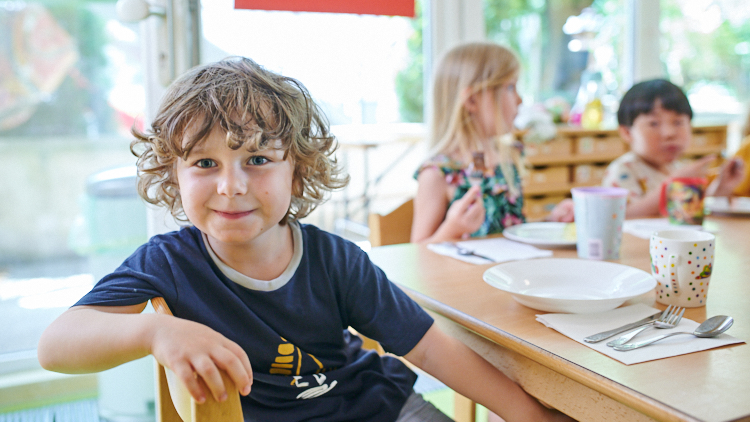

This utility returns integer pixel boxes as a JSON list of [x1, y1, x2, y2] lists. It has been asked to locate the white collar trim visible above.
[[202, 221, 303, 292]]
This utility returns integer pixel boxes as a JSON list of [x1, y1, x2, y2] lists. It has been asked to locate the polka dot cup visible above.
[[650, 229, 715, 308]]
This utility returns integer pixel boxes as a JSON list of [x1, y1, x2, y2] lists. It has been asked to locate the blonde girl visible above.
[[411, 42, 525, 243]]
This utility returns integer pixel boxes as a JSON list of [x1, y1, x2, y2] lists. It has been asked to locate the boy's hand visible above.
[[672, 154, 716, 179], [708, 158, 745, 196], [443, 185, 485, 238], [150, 315, 253, 404]]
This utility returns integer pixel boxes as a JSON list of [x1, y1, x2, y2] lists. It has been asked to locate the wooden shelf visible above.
[[523, 182, 572, 196], [520, 125, 728, 220], [683, 144, 725, 156], [526, 152, 622, 166]]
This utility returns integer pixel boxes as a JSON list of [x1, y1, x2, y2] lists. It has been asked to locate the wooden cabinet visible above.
[[520, 125, 727, 221]]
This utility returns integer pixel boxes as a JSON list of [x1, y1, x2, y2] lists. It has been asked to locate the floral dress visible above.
[[415, 154, 525, 237]]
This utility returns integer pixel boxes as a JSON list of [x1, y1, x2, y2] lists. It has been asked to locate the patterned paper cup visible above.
[[650, 229, 715, 307], [572, 187, 628, 260]]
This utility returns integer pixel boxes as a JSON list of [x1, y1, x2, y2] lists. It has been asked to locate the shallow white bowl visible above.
[[483, 258, 656, 313]]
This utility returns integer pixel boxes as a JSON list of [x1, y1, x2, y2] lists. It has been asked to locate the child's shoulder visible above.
[[414, 154, 465, 179], [606, 151, 645, 170], [138, 225, 204, 257], [298, 223, 364, 254]]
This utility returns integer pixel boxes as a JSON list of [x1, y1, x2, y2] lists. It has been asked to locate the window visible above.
[[0, 1, 145, 372], [201, 0, 419, 125], [661, 0, 749, 118]]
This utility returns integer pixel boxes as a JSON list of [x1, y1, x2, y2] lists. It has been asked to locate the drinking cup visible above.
[[650, 229, 715, 307], [571, 187, 628, 260], [660, 177, 707, 225]]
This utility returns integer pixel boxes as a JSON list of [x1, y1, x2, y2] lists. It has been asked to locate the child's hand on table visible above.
[[443, 185, 485, 239], [708, 157, 745, 197], [671, 154, 717, 179], [546, 198, 575, 222], [151, 314, 253, 403]]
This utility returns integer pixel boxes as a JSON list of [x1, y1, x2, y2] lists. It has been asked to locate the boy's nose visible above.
[[660, 123, 677, 138], [217, 166, 248, 196]]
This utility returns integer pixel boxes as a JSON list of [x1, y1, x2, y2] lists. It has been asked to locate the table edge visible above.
[[400, 286, 700, 422]]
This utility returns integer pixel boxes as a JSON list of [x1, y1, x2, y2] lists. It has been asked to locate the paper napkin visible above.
[[427, 238, 553, 265], [536, 303, 744, 365]]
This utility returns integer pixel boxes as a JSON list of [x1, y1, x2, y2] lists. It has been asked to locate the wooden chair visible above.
[[368, 198, 414, 247], [367, 200, 477, 422], [151, 297, 243, 422]]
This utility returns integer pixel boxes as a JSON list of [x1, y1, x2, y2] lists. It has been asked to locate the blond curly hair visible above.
[[131, 57, 348, 223]]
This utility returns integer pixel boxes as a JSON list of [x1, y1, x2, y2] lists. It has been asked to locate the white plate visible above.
[[502, 222, 577, 247], [705, 196, 750, 215], [483, 258, 656, 313]]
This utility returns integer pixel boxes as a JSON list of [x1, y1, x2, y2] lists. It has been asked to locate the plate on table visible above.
[[483, 258, 656, 313], [705, 196, 750, 216], [502, 222, 577, 248]]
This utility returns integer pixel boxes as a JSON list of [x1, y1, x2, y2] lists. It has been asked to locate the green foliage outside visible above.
[[395, 1, 424, 122], [394, 0, 750, 121], [661, 0, 750, 101]]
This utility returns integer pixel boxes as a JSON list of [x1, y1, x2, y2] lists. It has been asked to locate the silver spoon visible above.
[[449, 242, 495, 262], [613, 315, 734, 351]]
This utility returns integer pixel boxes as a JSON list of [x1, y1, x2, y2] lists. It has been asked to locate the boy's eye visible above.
[[196, 159, 215, 168], [249, 156, 269, 165]]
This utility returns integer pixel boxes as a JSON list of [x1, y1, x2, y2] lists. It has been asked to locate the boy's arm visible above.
[[38, 304, 253, 403], [620, 155, 718, 218], [706, 158, 745, 197], [623, 188, 662, 218], [404, 324, 572, 422]]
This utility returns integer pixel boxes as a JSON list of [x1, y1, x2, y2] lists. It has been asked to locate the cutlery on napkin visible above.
[[536, 304, 744, 365], [427, 238, 553, 264]]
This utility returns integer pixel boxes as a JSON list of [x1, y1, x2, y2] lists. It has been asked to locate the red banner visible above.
[[234, 0, 415, 17]]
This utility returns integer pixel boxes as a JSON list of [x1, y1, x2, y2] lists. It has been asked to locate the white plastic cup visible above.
[[572, 187, 628, 260]]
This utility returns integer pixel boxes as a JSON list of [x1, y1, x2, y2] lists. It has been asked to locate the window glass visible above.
[[200, 0, 419, 124], [660, 0, 749, 117], [483, 0, 596, 107], [0, 1, 144, 368]]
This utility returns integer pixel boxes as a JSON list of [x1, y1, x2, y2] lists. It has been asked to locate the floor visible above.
[[0, 399, 100, 422]]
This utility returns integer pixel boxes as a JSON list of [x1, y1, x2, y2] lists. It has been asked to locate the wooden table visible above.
[[368, 216, 749, 422]]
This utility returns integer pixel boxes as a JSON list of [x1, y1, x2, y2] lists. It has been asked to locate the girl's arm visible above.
[[404, 324, 572, 422], [411, 168, 485, 243], [38, 305, 253, 403]]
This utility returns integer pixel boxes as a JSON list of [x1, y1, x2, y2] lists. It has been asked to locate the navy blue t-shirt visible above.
[[75, 223, 434, 422]]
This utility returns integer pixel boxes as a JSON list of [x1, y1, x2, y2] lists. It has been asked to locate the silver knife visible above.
[[583, 312, 663, 343]]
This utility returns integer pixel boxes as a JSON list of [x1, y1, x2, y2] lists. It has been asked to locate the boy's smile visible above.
[[619, 100, 691, 172], [175, 125, 294, 260]]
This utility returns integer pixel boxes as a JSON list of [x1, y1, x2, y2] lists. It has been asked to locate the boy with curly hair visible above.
[[38, 57, 570, 422]]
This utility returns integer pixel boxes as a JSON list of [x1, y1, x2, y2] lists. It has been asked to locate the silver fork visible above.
[[607, 305, 685, 347]]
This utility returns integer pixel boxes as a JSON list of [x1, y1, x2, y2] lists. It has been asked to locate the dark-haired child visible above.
[[602, 79, 744, 217]]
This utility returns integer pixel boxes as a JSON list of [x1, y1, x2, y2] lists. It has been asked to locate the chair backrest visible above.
[[151, 297, 243, 422], [368, 198, 414, 247]]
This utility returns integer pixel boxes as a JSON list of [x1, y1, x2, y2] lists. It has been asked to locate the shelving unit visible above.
[[520, 125, 728, 220]]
